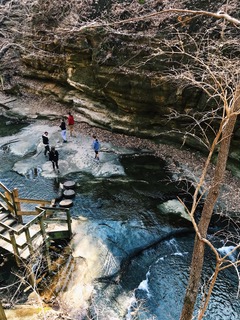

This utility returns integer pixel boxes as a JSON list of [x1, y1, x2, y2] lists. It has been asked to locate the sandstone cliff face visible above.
[[20, 26, 210, 144], [22, 28, 196, 137], [2, 1, 240, 157]]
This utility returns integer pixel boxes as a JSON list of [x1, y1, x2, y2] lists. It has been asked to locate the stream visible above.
[[0, 116, 239, 319]]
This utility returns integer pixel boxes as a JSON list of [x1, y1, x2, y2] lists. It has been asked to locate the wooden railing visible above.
[[0, 206, 72, 268], [0, 183, 73, 319], [0, 182, 52, 222], [0, 182, 16, 216]]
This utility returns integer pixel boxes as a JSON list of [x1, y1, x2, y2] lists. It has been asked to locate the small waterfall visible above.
[[217, 245, 238, 262], [166, 238, 187, 256], [125, 270, 152, 319], [138, 271, 151, 298]]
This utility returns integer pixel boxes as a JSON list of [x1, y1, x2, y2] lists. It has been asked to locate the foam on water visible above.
[[217, 245, 237, 262]]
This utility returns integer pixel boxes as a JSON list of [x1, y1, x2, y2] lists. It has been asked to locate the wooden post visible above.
[[0, 301, 7, 320], [66, 209, 72, 238], [12, 188, 22, 223], [39, 216, 51, 272], [4, 191, 14, 215], [25, 228, 34, 256], [25, 232, 40, 289], [9, 230, 21, 267]]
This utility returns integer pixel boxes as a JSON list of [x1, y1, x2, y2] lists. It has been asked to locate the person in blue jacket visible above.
[[92, 135, 100, 161]]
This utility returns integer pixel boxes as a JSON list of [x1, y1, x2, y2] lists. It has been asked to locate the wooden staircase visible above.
[[0, 205, 41, 260], [0, 183, 73, 320], [0, 183, 72, 267], [0, 204, 72, 262]]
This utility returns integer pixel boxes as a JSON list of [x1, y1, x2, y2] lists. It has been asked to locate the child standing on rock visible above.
[[92, 135, 100, 161], [49, 146, 59, 173]]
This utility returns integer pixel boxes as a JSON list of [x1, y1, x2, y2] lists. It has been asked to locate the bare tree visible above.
[[1, 1, 240, 319], [91, 4, 240, 318], [147, 12, 240, 320], [92, 4, 240, 317]]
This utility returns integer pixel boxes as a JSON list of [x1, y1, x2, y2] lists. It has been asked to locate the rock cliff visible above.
[[1, 0, 240, 160]]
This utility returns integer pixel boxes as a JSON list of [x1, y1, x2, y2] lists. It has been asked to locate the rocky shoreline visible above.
[[1, 91, 240, 320], [1, 91, 240, 215]]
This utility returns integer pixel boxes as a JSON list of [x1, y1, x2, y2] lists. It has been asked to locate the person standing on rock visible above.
[[67, 112, 74, 137], [42, 131, 50, 157], [60, 118, 67, 143], [92, 135, 100, 161], [49, 146, 59, 173]]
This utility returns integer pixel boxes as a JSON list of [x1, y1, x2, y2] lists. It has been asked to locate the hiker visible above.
[[49, 146, 59, 172], [92, 135, 100, 161], [60, 118, 67, 143], [42, 131, 50, 156], [67, 112, 74, 137]]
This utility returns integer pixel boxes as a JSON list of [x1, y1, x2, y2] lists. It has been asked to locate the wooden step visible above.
[[2, 219, 17, 228], [0, 212, 18, 229], [0, 201, 8, 211], [0, 223, 41, 248], [0, 225, 7, 234], [0, 219, 23, 233], [0, 213, 9, 221]]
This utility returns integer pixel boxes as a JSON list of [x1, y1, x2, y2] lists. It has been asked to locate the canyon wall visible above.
[[1, 0, 240, 169]]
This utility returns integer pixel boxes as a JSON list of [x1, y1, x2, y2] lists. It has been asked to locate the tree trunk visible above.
[[180, 85, 240, 320], [0, 301, 7, 320]]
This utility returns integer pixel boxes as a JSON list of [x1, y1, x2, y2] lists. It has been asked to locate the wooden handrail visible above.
[[17, 211, 43, 216], [0, 191, 15, 213], [0, 204, 72, 270], [15, 198, 52, 205], [0, 191, 8, 202], [9, 230, 21, 265], [0, 233, 12, 244], [7, 206, 71, 241], [0, 182, 11, 194], [0, 182, 52, 217], [0, 207, 70, 235], [0, 200, 8, 211], [0, 209, 45, 235], [0, 183, 73, 272]]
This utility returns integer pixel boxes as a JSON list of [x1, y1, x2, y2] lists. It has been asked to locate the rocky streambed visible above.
[[1, 91, 240, 215], [0, 91, 240, 319]]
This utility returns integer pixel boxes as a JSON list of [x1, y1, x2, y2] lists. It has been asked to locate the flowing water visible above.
[[0, 116, 239, 319]]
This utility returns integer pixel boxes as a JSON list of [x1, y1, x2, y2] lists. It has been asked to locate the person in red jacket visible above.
[[67, 112, 74, 137]]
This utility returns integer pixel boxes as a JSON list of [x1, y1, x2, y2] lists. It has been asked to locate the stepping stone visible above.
[[63, 181, 76, 190], [59, 199, 73, 208], [63, 189, 75, 199]]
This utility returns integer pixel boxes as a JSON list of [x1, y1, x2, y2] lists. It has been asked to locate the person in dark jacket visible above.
[[49, 146, 59, 172], [59, 118, 67, 143], [42, 131, 50, 156]]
